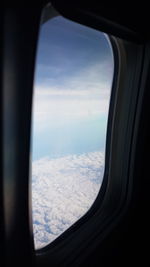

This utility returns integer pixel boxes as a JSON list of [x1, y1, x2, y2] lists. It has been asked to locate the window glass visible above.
[[32, 12, 114, 249]]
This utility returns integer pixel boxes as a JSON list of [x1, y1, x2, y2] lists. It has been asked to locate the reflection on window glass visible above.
[[31, 10, 114, 249]]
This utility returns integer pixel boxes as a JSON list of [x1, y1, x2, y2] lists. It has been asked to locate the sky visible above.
[[31, 14, 114, 249]]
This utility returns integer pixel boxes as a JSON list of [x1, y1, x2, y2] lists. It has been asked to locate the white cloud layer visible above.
[[32, 87, 110, 133], [32, 60, 113, 131], [32, 151, 104, 249]]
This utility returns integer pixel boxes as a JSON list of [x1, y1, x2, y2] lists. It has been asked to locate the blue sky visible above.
[[32, 15, 114, 160]]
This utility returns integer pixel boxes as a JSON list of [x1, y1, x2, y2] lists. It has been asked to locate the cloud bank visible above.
[[33, 60, 113, 132], [32, 151, 104, 249]]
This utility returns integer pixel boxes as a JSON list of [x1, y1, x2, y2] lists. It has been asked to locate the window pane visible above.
[[31, 11, 114, 250]]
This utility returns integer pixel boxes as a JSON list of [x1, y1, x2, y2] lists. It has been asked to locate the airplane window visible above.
[[31, 11, 114, 250]]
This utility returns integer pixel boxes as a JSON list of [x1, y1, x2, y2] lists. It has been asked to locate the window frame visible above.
[[34, 5, 145, 267]]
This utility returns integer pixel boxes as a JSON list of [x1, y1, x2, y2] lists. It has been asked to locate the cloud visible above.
[[33, 88, 109, 124], [32, 58, 113, 132], [32, 151, 104, 249]]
